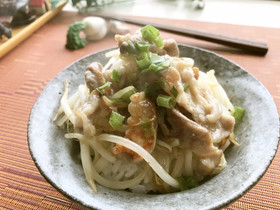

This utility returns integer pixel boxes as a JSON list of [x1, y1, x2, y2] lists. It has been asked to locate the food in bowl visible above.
[[53, 25, 244, 194]]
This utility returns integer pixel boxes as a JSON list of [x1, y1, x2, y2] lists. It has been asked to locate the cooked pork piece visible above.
[[85, 62, 105, 92], [161, 39, 180, 57], [102, 56, 138, 93], [167, 108, 223, 176], [75, 91, 117, 133], [113, 92, 157, 160]]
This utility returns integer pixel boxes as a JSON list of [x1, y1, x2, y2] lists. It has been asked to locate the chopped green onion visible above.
[[103, 96, 128, 109], [111, 69, 122, 83], [153, 59, 170, 72], [170, 85, 178, 98], [150, 53, 165, 63], [184, 83, 190, 91], [176, 176, 198, 191], [110, 98, 123, 103], [136, 53, 151, 69], [146, 65, 158, 73], [140, 53, 170, 73], [140, 25, 163, 48], [156, 94, 176, 109], [97, 81, 111, 90], [140, 119, 155, 138], [111, 86, 138, 103], [125, 41, 149, 56], [154, 35, 164, 49], [136, 41, 150, 53], [232, 106, 245, 120], [110, 98, 128, 108], [109, 111, 125, 130], [122, 88, 137, 103], [127, 40, 139, 56]]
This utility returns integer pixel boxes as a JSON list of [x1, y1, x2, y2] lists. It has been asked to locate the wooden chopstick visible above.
[[95, 14, 268, 55]]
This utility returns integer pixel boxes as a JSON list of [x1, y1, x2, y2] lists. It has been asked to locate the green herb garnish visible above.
[[136, 41, 150, 53], [109, 111, 125, 130], [136, 53, 152, 69], [111, 86, 138, 103], [156, 94, 176, 109], [232, 106, 245, 120], [97, 81, 112, 90], [111, 69, 122, 83], [170, 85, 178, 98], [140, 25, 163, 48], [177, 176, 199, 191], [140, 52, 170, 73], [184, 83, 190, 91]]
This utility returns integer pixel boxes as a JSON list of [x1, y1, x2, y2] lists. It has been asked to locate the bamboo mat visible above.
[[0, 11, 279, 209]]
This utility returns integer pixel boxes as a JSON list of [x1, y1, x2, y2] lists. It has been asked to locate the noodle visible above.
[[171, 154, 184, 178], [78, 84, 90, 104], [184, 149, 193, 176], [57, 115, 68, 127], [91, 164, 149, 190], [156, 139, 172, 152], [206, 70, 234, 113], [97, 134, 180, 189], [89, 137, 117, 163], [65, 133, 84, 140], [60, 81, 76, 125], [80, 142, 97, 194], [169, 139, 180, 147], [77, 111, 96, 137], [53, 90, 79, 121]]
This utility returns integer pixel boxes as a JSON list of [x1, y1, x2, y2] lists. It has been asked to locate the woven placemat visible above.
[[0, 11, 279, 209]]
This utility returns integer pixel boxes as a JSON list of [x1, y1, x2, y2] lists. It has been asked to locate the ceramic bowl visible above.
[[28, 45, 279, 210]]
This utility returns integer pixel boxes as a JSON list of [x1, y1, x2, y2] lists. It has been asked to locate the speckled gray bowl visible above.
[[28, 45, 279, 210]]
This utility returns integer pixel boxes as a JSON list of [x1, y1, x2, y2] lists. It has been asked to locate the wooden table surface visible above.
[[0, 11, 279, 209]]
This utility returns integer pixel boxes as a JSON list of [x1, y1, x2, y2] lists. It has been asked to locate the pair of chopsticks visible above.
[[95, 14, 268, 55]]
